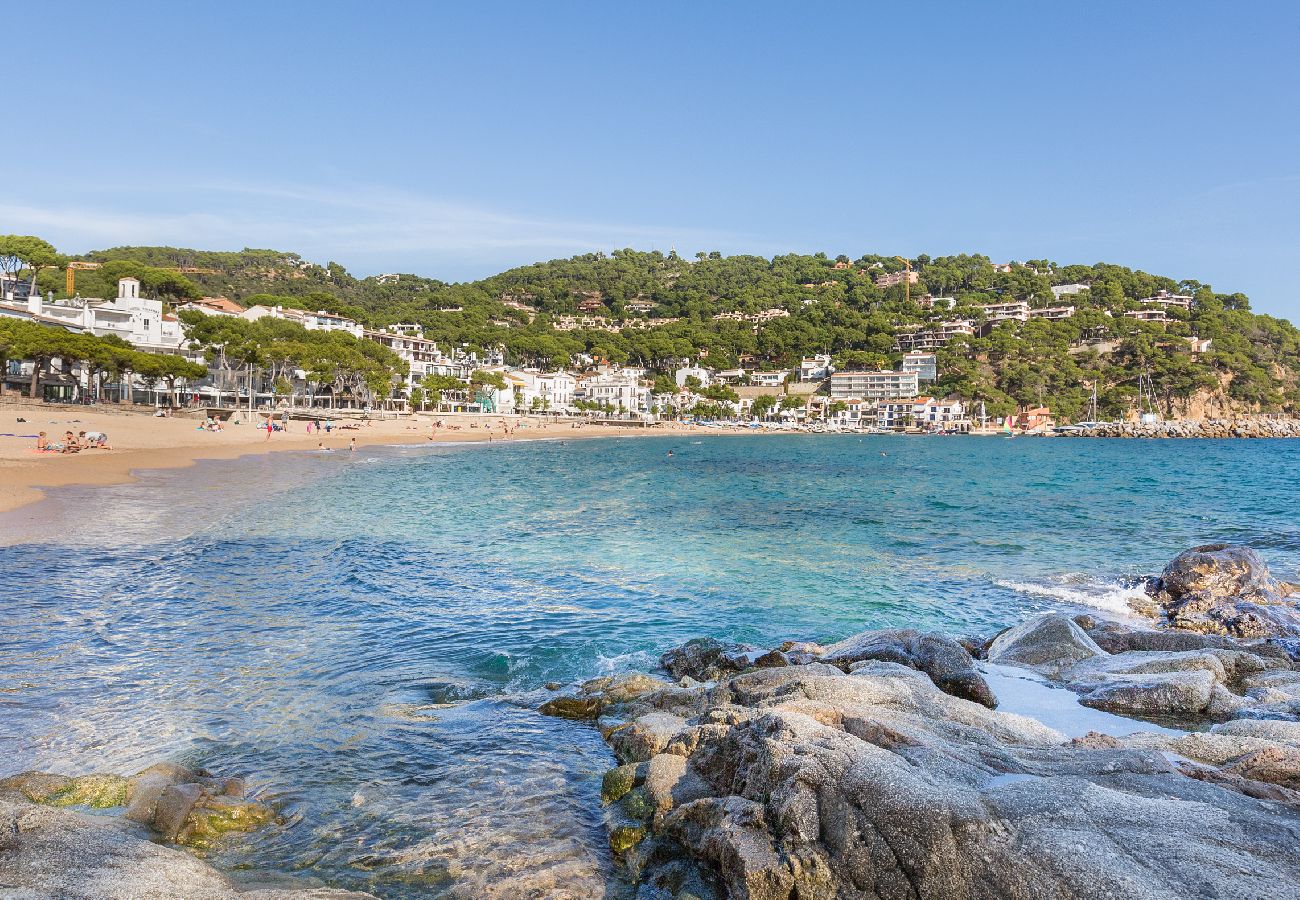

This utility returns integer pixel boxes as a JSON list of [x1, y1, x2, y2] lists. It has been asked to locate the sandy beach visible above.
[[0, 402, 687, 515]]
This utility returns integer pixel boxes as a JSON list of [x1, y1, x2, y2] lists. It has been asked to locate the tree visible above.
[[750, 394, 777, 420], [0, 235, 60, 297]]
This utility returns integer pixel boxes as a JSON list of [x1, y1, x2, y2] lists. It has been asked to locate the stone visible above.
[[153, 782, 206, 843], [0, 798, 376, 899], [593, 653, 1300, 900], [539, 695, 603, 720], [602, 763, 643, 803], [1152, 544, 1300, 637], [820, 628, 997, 707], [985, 613, 1107, 675], [1074, 670, 1218, 719], [182, 795, 276, 849], [660, 638, 755, 682]]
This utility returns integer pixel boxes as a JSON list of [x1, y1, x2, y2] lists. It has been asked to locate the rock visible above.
[[1074, 670, 1218, 719], [153, 782, 207, 843], [607, 712, 690, 763], [183, 795, 276, 849], [775, 641, 825, 665], [539, 695, 603, 720], [0, 798, 376, 899], [986, 613, 1107, 675], [660, 638, 756, 682], [125, 763, 203, 825], [602, 763, 643, 803], [0, 772, 130, 809], [1221, 746, 1300, 789], [1152, 544, 1300, 637], [820, 628, 997, 708]]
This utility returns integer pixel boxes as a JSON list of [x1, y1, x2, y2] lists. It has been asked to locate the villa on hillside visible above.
[[242, 304, 364, 338]]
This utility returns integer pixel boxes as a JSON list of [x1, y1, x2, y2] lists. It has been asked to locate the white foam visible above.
[[995, 575, 1149, 618]]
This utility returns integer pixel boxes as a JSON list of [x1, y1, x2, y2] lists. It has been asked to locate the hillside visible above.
[[36, 245, 1300, 421]]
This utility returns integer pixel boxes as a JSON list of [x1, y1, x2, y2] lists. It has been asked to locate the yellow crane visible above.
[[894, 255, 912, 306]]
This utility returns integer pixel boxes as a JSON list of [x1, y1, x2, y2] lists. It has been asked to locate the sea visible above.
[[1, 434, 1297, 897]]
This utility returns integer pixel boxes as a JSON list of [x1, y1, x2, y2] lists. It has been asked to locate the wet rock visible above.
[[1151, 544, 1300, 637], [1075, 670, 1218, 719], [0, 798, 375, 899], [0, 772, 131, 809], [775, 640, 825, 665], [607, 712, 691, 763], [602, 763, 644, 803], [154, 782, 207, 843], [986, 613, 1107, 675], [660, 638, 757, 682], [539, 695, 604, 720], [821, 628, 997, 708]]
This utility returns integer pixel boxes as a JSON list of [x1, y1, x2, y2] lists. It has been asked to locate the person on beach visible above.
[[265, 419, 272, 441], [35, 432, 49, 451], [350, 438, 356, 452]]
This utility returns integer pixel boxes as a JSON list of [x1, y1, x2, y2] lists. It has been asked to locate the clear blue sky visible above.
[[10, 1, 1299, 319]]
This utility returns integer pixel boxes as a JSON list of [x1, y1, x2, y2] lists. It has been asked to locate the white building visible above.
[[577, 369, 652, 415], [828, 369, 919, 401], [749, 371, 789, 387], [1124, 309, 1171, 324], [243, 304, 364, 337], [917, 295, 956, 310], [1029, 305, 1076, 321], [799, 355, 833, 381], [506, 369, 577, 411], [675, 365, 713, 388], [895, 321, 975, 352], [8, 277, 187, 353], [1139, 290, 1193, 311], [901, 351, 937, 383], [981, 301, 1030, 323], [876, 396, 967, 430], [1051, 283, 1089, 298]]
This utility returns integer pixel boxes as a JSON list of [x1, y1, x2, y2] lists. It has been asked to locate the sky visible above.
[[8, 1, 1300, 319]]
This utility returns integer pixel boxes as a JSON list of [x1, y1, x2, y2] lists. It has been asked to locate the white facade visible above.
[[828, 370, 919, 400], [1051, 283, 1089, 298], [1140, 290, 1193, 310], [749, 371, 789, 387], [799, 355, 832, 381], [675, 366, 713, 388], [901, 351, 937, 382], [981, 301, 1030, 323], [17, 278, 186, 353], [876, 396, 967, 429], [1030, 305, 1076, 321], [577, 369, 652, 415], [243, 304, 364, 337]]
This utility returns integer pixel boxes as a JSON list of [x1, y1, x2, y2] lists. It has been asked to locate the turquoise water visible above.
[[1, 434, 1297, 896]]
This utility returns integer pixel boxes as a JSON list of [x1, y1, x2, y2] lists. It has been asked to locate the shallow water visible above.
[[1, 434, 1297, 896]]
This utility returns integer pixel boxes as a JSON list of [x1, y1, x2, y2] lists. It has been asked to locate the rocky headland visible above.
[[1064, 418, 1300, 438], [543, 544, 1300, 899]]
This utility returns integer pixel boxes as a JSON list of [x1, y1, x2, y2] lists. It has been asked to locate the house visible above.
[[894, 321, 975, 352], [243, 304, 363, 337], [1029, 305, 1076, 321], [713, 368, 746, 384], [991, 263, 1014, 274], [365, 328, 448, 394], [799, 354, 833, 382], [875, 270, 919, 288], [1124, 309, 1171, 324], [1051, 283, 1089, 298], [900, 351, 937, 383], [832, 260, 851, 270], [749, 371, 789, 387], [175, 296, 246, 317], [1188, 337, 1213, 354], [829, 370, 920, 401], [1139, 290, 1193, 310], [576, 368, 652, 416], [675, 366, 713, 388], [625, 298, 658, 314], [980, 301, 1030, 323], [875, 396, 965, 430], [917, 295, 956, 310], [1014, 407, 1054, 431], [13, 277, 186, 353], [376, 274, 401, 285], [576, 295, 605, 313]]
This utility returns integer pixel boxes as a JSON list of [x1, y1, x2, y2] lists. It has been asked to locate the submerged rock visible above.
[[1150, 544, 1300, 637], [0, 799, 374, 899], [821, 627, 997, 708]]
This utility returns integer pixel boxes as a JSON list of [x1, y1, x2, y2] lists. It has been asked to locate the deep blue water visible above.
[[1, 434, 1297, 896]]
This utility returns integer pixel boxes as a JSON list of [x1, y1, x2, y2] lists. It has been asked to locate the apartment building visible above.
[[828, 369, 920, 401]]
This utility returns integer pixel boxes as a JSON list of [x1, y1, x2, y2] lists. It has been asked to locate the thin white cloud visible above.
[[0, 181, 742, 277]]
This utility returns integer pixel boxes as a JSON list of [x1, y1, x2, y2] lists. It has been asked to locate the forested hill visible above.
[[40, 246, 1300, 420]]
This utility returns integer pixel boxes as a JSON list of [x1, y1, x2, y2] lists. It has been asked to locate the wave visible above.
[[995, 573, 1151, 618]]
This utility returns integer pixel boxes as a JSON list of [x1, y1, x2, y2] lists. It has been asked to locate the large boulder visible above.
[[986, 613, 1107, 675], [821, 628, 997, 708], [594, 660, 1300, 900], [1151, 544, 1300, 638]]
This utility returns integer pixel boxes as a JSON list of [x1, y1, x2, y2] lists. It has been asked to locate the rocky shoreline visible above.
[[542, 544, 1300, 899], [1063, 418, 1300, 438]]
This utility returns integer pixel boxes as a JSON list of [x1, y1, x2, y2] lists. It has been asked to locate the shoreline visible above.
[[0, 403, 699, 516]]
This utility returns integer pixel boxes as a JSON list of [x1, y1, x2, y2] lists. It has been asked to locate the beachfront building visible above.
[[799, 354, 833, 381], [1139, 290, 1193, 311], [5, 277, 188, 354], [364, 328, 448, 394], [576, 368, 652, 416], [829, 369, 919, 401], [506, 369, 577, 412], [894, 321, 975, 352], [901, 351, 938, 383], [875, 270, 919, 288], [1015, 406, 1055, 431], [980, 301, 1030, 324], [242, 304, 364, 338], [876, 396, 968, 431]]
